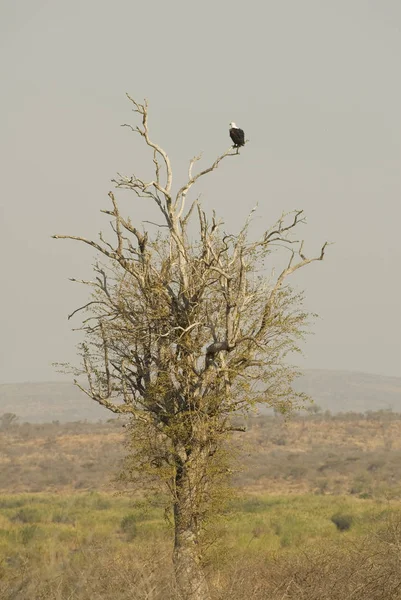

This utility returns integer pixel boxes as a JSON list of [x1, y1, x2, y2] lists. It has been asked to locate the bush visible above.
[[52, 512, 75, 525], [11, 508, 42, 524], [331, 513, 353, 531], [20, 525, 40, 544], [0, 497, 27, 509], [120, 514, 137, 540], [91, 494, 111, 510]]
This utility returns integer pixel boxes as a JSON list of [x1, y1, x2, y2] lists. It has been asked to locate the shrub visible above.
[[271, 521, 282, 536], [331, 513, 353, 531], [251, 520, 267, 538], [120, 514, 137, 540], [20, 525, 39, 544], [315, 478, 329, 494], [52, 512, 75, 525], [11, 508, 42, 524], [0, 497, 27, 509], [91, 494, 111, 510]]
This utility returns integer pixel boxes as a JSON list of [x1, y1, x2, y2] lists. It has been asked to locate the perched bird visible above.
[[229, 122, 245, 148]]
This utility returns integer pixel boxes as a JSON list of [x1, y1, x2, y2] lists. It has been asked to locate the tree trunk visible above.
[[173, 459, 212, 600]]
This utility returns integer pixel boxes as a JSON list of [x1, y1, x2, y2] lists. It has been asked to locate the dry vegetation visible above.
[[239, 410, 401, 497], [2, 411, 401, 599], [0, 418, 124, 493], [1, 492, 401, 599], [2, 410, 401, 498]]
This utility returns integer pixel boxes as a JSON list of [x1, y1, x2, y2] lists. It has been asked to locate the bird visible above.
[[229, 122, 245, 148]]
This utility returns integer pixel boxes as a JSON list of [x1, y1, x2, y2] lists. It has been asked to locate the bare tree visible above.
[[53, 97, 327, 600], [0, 413, 19, 430]]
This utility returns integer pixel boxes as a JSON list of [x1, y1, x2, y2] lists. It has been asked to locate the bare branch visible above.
[[124, 95, 173, 198], [52, 234, 116, 259], [74, 380, 147, 419], [108, 192, 123, 255], [257, 240, 329, 339], [175, 146, 239, 218], [67, 301, 107, 321], [264, 210, 306, 243]]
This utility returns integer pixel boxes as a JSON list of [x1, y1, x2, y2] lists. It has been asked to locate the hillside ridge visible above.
[[1, 369, 400, 423]]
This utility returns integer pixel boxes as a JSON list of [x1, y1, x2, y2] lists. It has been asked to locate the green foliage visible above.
[[331, 513, 353, 531]]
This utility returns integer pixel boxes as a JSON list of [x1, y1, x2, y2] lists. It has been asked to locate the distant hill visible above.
[[0, 382, 109, 423], [294, 369, 401, 414], [0, 370, 400, 423]]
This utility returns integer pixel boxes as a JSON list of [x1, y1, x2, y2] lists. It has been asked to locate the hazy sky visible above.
[[1, 0, 400, 383]]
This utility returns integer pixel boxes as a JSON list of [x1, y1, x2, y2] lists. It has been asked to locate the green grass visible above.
[[223, 493, 394, 551], [1, 492, 401, 599], [0, 492, 166, 548], [0, 491, 396, 562]]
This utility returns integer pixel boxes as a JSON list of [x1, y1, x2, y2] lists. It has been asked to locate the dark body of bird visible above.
[[229, 122, 245, 147]]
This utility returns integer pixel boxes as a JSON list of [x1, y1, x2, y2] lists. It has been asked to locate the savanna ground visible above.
[[2, 410, 401, 599]]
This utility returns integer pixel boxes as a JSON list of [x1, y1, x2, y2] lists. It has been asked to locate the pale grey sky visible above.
[[0, 0, 400, 383]]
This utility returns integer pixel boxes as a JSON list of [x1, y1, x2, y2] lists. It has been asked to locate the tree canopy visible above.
[[54, 97, 327, 600]]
